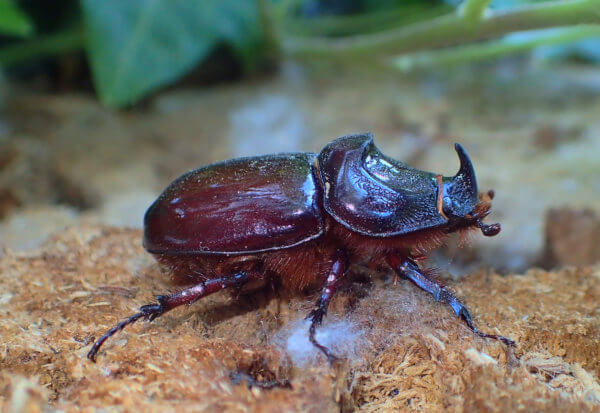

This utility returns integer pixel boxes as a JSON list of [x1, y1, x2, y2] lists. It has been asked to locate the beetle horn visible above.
[[454, 143, 476, 190], [451, 143, 478, 201], [452, 144, 501, 236]]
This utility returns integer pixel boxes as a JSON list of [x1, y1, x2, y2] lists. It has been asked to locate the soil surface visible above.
[[1, 226, 600, 412]]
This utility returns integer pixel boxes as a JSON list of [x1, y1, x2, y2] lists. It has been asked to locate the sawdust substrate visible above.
[[1, 226, 599, 412]]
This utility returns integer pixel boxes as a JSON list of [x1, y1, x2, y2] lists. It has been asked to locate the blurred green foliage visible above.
[[0, 0, 599, 107], [0, 0, 33, 37], [81, 0, 264, 106]]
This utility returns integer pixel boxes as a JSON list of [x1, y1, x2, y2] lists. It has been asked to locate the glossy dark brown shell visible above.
[[317, 133, 447, 236], [143, 153, 324, 255]]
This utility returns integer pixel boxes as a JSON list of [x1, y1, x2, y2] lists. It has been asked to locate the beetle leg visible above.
[[387, 255, 515, 347], [87, 271, 252, 362], [306, 249, 348, 363]]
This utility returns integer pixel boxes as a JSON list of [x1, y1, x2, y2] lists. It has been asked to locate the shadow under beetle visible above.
[[88, 133, 515, 362]]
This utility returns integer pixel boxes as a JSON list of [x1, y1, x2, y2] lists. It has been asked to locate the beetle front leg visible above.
[[306, 249, 348, 363], [387, 254, 515, 347], [87, 271, 253, 361]]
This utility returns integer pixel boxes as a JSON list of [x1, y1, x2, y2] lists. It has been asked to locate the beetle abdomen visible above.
[[143, 153, 325, 255], [153, 239, 335, 292]]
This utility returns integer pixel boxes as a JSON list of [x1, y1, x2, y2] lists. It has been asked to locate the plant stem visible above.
[[257, 0, 279, 59], [460, 0, 492, 22], [0, 27, 85, 67], [284, 4, 452, 37], [283, 0, 600, 58], [394, 25, 600, 70]]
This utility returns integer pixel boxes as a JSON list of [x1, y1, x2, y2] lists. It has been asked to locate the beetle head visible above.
[[317, 134, 500, 238], [441, 144, 500, 237]]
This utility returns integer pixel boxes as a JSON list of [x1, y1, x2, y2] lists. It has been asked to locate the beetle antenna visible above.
[[475, 218, 501, 237]]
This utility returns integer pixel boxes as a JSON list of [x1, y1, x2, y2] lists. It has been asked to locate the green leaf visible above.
[[0, 0, 34, 37], [81, 0, 263, 107]]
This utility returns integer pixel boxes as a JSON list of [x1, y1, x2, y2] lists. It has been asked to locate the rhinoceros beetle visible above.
[[88, 133, 514, 362]]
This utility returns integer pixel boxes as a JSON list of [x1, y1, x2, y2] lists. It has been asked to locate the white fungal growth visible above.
[[464, 348, 497, 365], [273, 318, 366, 366]]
